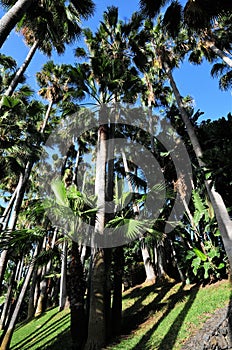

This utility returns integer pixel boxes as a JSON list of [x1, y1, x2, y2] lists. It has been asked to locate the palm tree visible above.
[[0, 61, 78, 292], [0, 0, 95, 99], [156, 19, 232, 277], [139, 0, 232, 68], [78, 9, 144, 348], [165, 66, 232, 276]]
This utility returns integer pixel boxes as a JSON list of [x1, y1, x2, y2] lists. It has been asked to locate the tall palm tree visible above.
[[77, 9, 144, 348], [0, 0, 95, 99], [0, 61, 79, 293], [0, 0, 95, 48], [140, 17, 232, 277]]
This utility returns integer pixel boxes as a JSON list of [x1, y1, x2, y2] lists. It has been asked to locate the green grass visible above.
[[9, 279, 231, 350], [10, 307, 71, 350]]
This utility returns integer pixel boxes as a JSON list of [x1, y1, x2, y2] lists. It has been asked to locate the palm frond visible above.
[[139, 0, 170, 19], [163, 1, 182, 38]]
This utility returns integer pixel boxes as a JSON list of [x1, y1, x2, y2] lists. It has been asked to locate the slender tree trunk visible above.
[[27, 265, 38, 320], [157, 240, 166, 278], [122, 150, 156, 282], [0, 0, 35, 48], [169, 239, 185, 282], [59, 240, 67, 311], [204, 40, 232, 68], [0, 187, 17, 228], [0, 244, 39, 350], [40, 100, 53, 134], [3, 39, 39, 98], [72, 149, 80, 185], [35, 229, 57, 316], [166, 65, 232, 277], [0, 171, 26, 292], [15, 258, 24, 282], [34, 271, 47, 316], [0, 265, 17, 330]]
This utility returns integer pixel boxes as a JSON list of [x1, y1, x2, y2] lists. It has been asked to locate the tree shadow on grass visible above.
[[131, 284, 200, 350], [11, 312, 70, 350], [122, 281, 176, 335], [41, 328, 72, 350]]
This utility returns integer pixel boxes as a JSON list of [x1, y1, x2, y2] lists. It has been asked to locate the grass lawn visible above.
[[8, 278, 231, 350]]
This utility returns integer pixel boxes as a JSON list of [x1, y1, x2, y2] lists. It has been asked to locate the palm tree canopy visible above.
[[139, 0, 232, 31]]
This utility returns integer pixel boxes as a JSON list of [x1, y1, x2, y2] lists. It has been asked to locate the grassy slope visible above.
[[9, 279, 231, 350]]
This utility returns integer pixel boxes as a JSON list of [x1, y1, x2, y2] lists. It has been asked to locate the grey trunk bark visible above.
[[0, 0, 34, 48], [85, 120, 108, 349], [3, 39, 39, 98], [206, 41, 232, 68], [59, 240, 67, 311]]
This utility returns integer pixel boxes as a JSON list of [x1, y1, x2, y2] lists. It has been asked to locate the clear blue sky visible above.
[[0, 1, 231, 122]]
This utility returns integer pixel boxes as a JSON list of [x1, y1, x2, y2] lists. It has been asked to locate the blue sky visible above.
[[0, 1, 231, 122]]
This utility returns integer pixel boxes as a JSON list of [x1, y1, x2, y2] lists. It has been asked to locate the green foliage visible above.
[[186, 242, 226, 281]]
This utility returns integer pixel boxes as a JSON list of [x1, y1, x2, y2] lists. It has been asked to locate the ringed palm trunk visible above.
[[0, 0, 35, 48], [85, 121, 108, 350], [165, 64, 232, 277]]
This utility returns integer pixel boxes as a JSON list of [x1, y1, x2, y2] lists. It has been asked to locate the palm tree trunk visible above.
[[85, 118, 108, 350], [0, 187, 17, 227], [0, 171, 26, 291], [165, 64, 232, 277], [84, 249, 105, 350], [69, 241, 86, 350], [0, 0, 35, 48], [15, 257, 24, 282], [3, 39, 39, 97], [122, 150, 156, 282], [0, 244, 39, 350], [59, 240, 67, 311], [27, 265, 38, 320], [0, 265, 17, 330], [40, 99, 53, 133], [204, 40, 232, 68]]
